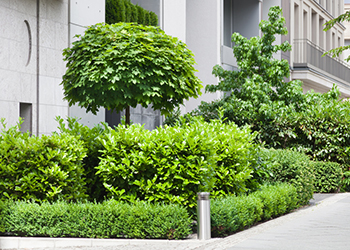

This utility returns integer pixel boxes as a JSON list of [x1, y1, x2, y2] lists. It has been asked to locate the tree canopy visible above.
[[62, 23, 202, 123]]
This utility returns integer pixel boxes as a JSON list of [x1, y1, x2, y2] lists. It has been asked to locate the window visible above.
[[19, 103, 32, 133], [224, 0, 233, 47]]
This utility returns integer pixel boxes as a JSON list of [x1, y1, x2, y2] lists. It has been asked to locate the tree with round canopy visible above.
[[62, 22, 202, 125]]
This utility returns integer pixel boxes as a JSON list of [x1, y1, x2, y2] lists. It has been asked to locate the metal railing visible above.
[[293, 39, 350, 83]]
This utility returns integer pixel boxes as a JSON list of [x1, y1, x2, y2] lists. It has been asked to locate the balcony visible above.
[[293, 39, 350, 84]]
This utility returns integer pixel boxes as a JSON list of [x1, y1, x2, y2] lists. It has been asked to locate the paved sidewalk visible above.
[[1, 193, 349, 250]]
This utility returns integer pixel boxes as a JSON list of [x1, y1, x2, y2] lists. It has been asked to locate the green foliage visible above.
[[324, 11, 350, 61], [0, 119, 87, 202], [1, 200, 191, 239], [96, 117, 260, 210], [56, 117, 110, 201], [106, 0, 158, 26], [252, 183, 298, 221], [312, 161, 343, 193], [62, 23, 202, 120], [259, 148, 315, 205], [291, 93, 350, 166], [211, 183, 298, 237]]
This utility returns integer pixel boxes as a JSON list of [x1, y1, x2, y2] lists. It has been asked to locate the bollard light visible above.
[[197, 192, 211, 240]]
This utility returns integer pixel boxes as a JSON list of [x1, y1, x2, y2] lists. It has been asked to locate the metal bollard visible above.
[[197, 192, 211, 240]]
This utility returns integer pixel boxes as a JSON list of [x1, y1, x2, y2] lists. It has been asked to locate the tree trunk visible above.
[[125, 106, 130, 126]]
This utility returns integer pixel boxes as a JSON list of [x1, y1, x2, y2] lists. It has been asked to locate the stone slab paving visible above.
[[1, 193, 348, 250]]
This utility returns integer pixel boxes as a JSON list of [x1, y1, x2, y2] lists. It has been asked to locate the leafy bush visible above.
[[56, 117, 110, 201], [106, 0, 158, 26], [1, 200, 191, 239], [312, 161, 342, 193], [252, 183, 298, 221], [211, 183, 298, 237], [0, 120, 87, 202], [96, 117, 261, 210], [259, 148, 315, 205]]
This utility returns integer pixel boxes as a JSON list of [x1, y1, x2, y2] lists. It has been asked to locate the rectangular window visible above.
[[19, 103, 32, 133], [319, 17, 324, 49], [224, 0, 233, 47]]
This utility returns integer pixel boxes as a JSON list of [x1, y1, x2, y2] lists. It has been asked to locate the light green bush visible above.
[[97, 117, 260, 210], [0, 119, 87, 202]]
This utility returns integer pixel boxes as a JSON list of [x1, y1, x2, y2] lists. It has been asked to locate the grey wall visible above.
[[0, 0, 69, 135], [185, 0, 220, 111]]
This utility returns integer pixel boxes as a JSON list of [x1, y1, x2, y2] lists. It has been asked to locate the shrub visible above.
[[0, 119, 87, 202], [252, 183, 298, 221], [211, 183, 298, 237], [312, 161, 342, 193], [56, 117, 110, 201], [1, 200, 191, 239], [259, 148, 315, 205], [211, 194, 263, 237], [96, 117, 261, 210]]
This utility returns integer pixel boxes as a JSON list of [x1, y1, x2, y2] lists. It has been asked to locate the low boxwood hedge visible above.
[[211, 183, 298, 237], [0, 200, 191, 240]]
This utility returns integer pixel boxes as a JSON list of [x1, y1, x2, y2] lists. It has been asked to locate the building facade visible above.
[[0, 0, 104, 135], [133, 0, 350, 114], [1, 0, 350, 134]]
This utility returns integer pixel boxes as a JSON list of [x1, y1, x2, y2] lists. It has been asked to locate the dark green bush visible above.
[[1, 200, 191, 239], [211, 183, 298, 237], [56, 117, 110, 201], [96, 117, 261, 210], [259, 148, 315, 205], [0, 120, 87, 202], [312, 161, 342, 193], [106, 0, 158, 26]]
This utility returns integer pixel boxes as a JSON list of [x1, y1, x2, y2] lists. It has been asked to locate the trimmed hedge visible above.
[[211, 183, 298, 237], [259, 148, 315, 205], [0, 120, 87, 202], [96, 117, 261, 210], [0, 200, 191, 239], [312, 161, 342, 193], [106, 0, 158, 26]]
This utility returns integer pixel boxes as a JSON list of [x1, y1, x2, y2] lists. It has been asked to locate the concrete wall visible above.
[[0, 0, 69, 135], [68, 0, 105, 128], [185, 0, 221, 112]]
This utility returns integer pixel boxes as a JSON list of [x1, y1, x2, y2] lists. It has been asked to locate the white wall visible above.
[[185, 0, 221, 113], [0, 0, 69, 135], [68, 0, 105, 128]]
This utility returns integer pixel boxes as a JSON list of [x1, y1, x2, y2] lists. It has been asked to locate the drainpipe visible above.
[[36, 0, 40, 136]]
